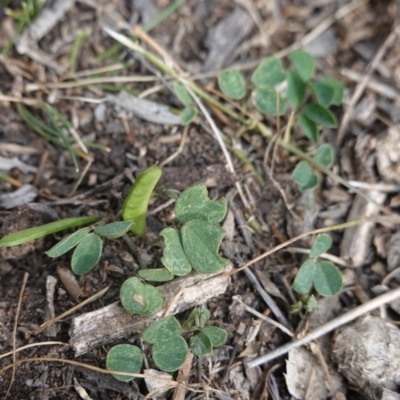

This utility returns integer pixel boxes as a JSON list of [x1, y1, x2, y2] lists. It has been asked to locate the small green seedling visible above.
[[292, 234, 342, 301], [217, 50, 343, 193], [107, 307, 227, 375], [173, 84, 198, 125]]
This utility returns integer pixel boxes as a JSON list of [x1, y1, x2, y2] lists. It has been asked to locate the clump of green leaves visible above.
[[138, 184, 229, 282], [107, 307, 227, 378], [292, 234, 342, 304], [217, 51, 343, 193]]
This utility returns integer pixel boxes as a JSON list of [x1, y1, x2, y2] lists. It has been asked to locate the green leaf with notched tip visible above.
[[251, 57, 286, 87], [46, 227, 91, 257], [319, 78, 344, 105], [314, 143, 335, 168], [120, 277, 163, 316], [138, 268, 174, 282], [253, 87, 286, 116], [313, 260, 342, 296], [309, 81, 334, 107], [71, 233, 103, 275], [0, 216, 99, 247], [160, 228, 192, 276], [287, 70, 306, 107], [291, 161, 318, 192], [292, 259, 314, 294], [180, 108, 197, 125], [106, 344, 142, 382], [297, 112, 319, 142], [142, 316, 181, 344], [181, 220, 228, 274], [93, 221, 134, 239], [190, 332, 213, 356], [303, 104, 337, 128], [288, 51, 315, 82], [309, 234, 333, 258], [218, 69, 246, 100], [175, 184, 227, 224], [201, 326, 228, 347], [152, 336, 188, 372]]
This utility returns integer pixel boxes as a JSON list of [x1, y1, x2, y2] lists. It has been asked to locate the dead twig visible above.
[[246, 285, 400, 368]]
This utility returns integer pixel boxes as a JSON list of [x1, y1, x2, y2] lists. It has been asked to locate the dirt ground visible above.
[[1, 0, 400, 399]]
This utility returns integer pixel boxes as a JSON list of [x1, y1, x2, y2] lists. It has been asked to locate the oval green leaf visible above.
[[297, 113, 319, 142], [253, 87, 286, 116], [120, 277, 163, 316], [310, 234, 333, 258], [287, 70, 306, 107], [288, 51, 315, 81], [181, 220, 228, 274], [142, 316, 181, 344], [292, 259, 315, 294], [180, 108, 197, 125], [46, 227, 91, 258], [173, 83, 194, 106], [71, 233, 103, 275], [106, 344, 143, 382], [175, 184, 227, 224], [313, 260, 342, 296], [160, 228, 192, 276], [138, 268, 174, 282], [152, 336, 188, 372], [218, 69, 246, 100], [201, 326, 228, 347], [122, 165, 162, 236], [94, 221, 135, 239], [190, 332, 213, 356], [303, 104, 337, 128], [320, 78, 344, 105], [314, 143, 335, 168], [291, 161, 318, 192], [309, 82, 334, 107], [251, 57, 286, 87], [0, 216, 100, 248]]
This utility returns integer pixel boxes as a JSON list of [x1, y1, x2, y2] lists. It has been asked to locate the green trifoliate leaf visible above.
[[309, 234, 333, 258], [180, 108, 197, 125], [93, 221, 134, 239], [181, 220, 228, 274], [253, 87, 286, 116], [319, 78, 344, 105], [251, 57, 286, 87], [303, 104, 337, 128], [106, 344, 142, 382], [304, 295, 318, 312], [201, 326, 228, 347], [313, 260, 342, 296], [122, 165, 162, 236], [190, 332, 213, 356], [152, 336, 188, 372], [142, 316, 181, 344], [138, 268, 174, 282], [46, 227, 91, 258], [175, 184, 227, 224], [314, 143, 335, 168], [288, 51, 315, 81], [0, 216, 100, 248], [120, 277, 163, 316], [292, 259, 314, 294], [297, 113, 319, 142], [173, 83, 194, 106], [287, 70, 306, 107], [218, 69, 246, 100], [291, 161, 318, 192], [160, 228, 192, 276], [71, 233, 102, 275], [309, 81, 334, 107]]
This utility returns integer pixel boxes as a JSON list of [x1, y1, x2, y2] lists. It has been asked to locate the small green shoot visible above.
[[122, 165, 162, 236], [180, 108, 198, 125], [0, 216, 99, 248], [292, 234, 342, 300]]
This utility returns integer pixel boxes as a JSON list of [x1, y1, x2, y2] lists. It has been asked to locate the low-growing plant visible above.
[[291, 234, 343, 312], [213, 50, 343, 193], [107, 307, 227, 379]]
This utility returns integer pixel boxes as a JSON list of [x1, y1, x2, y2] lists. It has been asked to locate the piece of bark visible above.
[[44, 276, 58, 337], [70, 268, 231, 355], [332, 315, 400, 400], [203, 8, 253, 71], [340, 191, 386, 267]]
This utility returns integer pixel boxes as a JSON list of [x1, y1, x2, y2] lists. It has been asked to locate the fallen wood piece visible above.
[[70, 267, 231, 355]]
